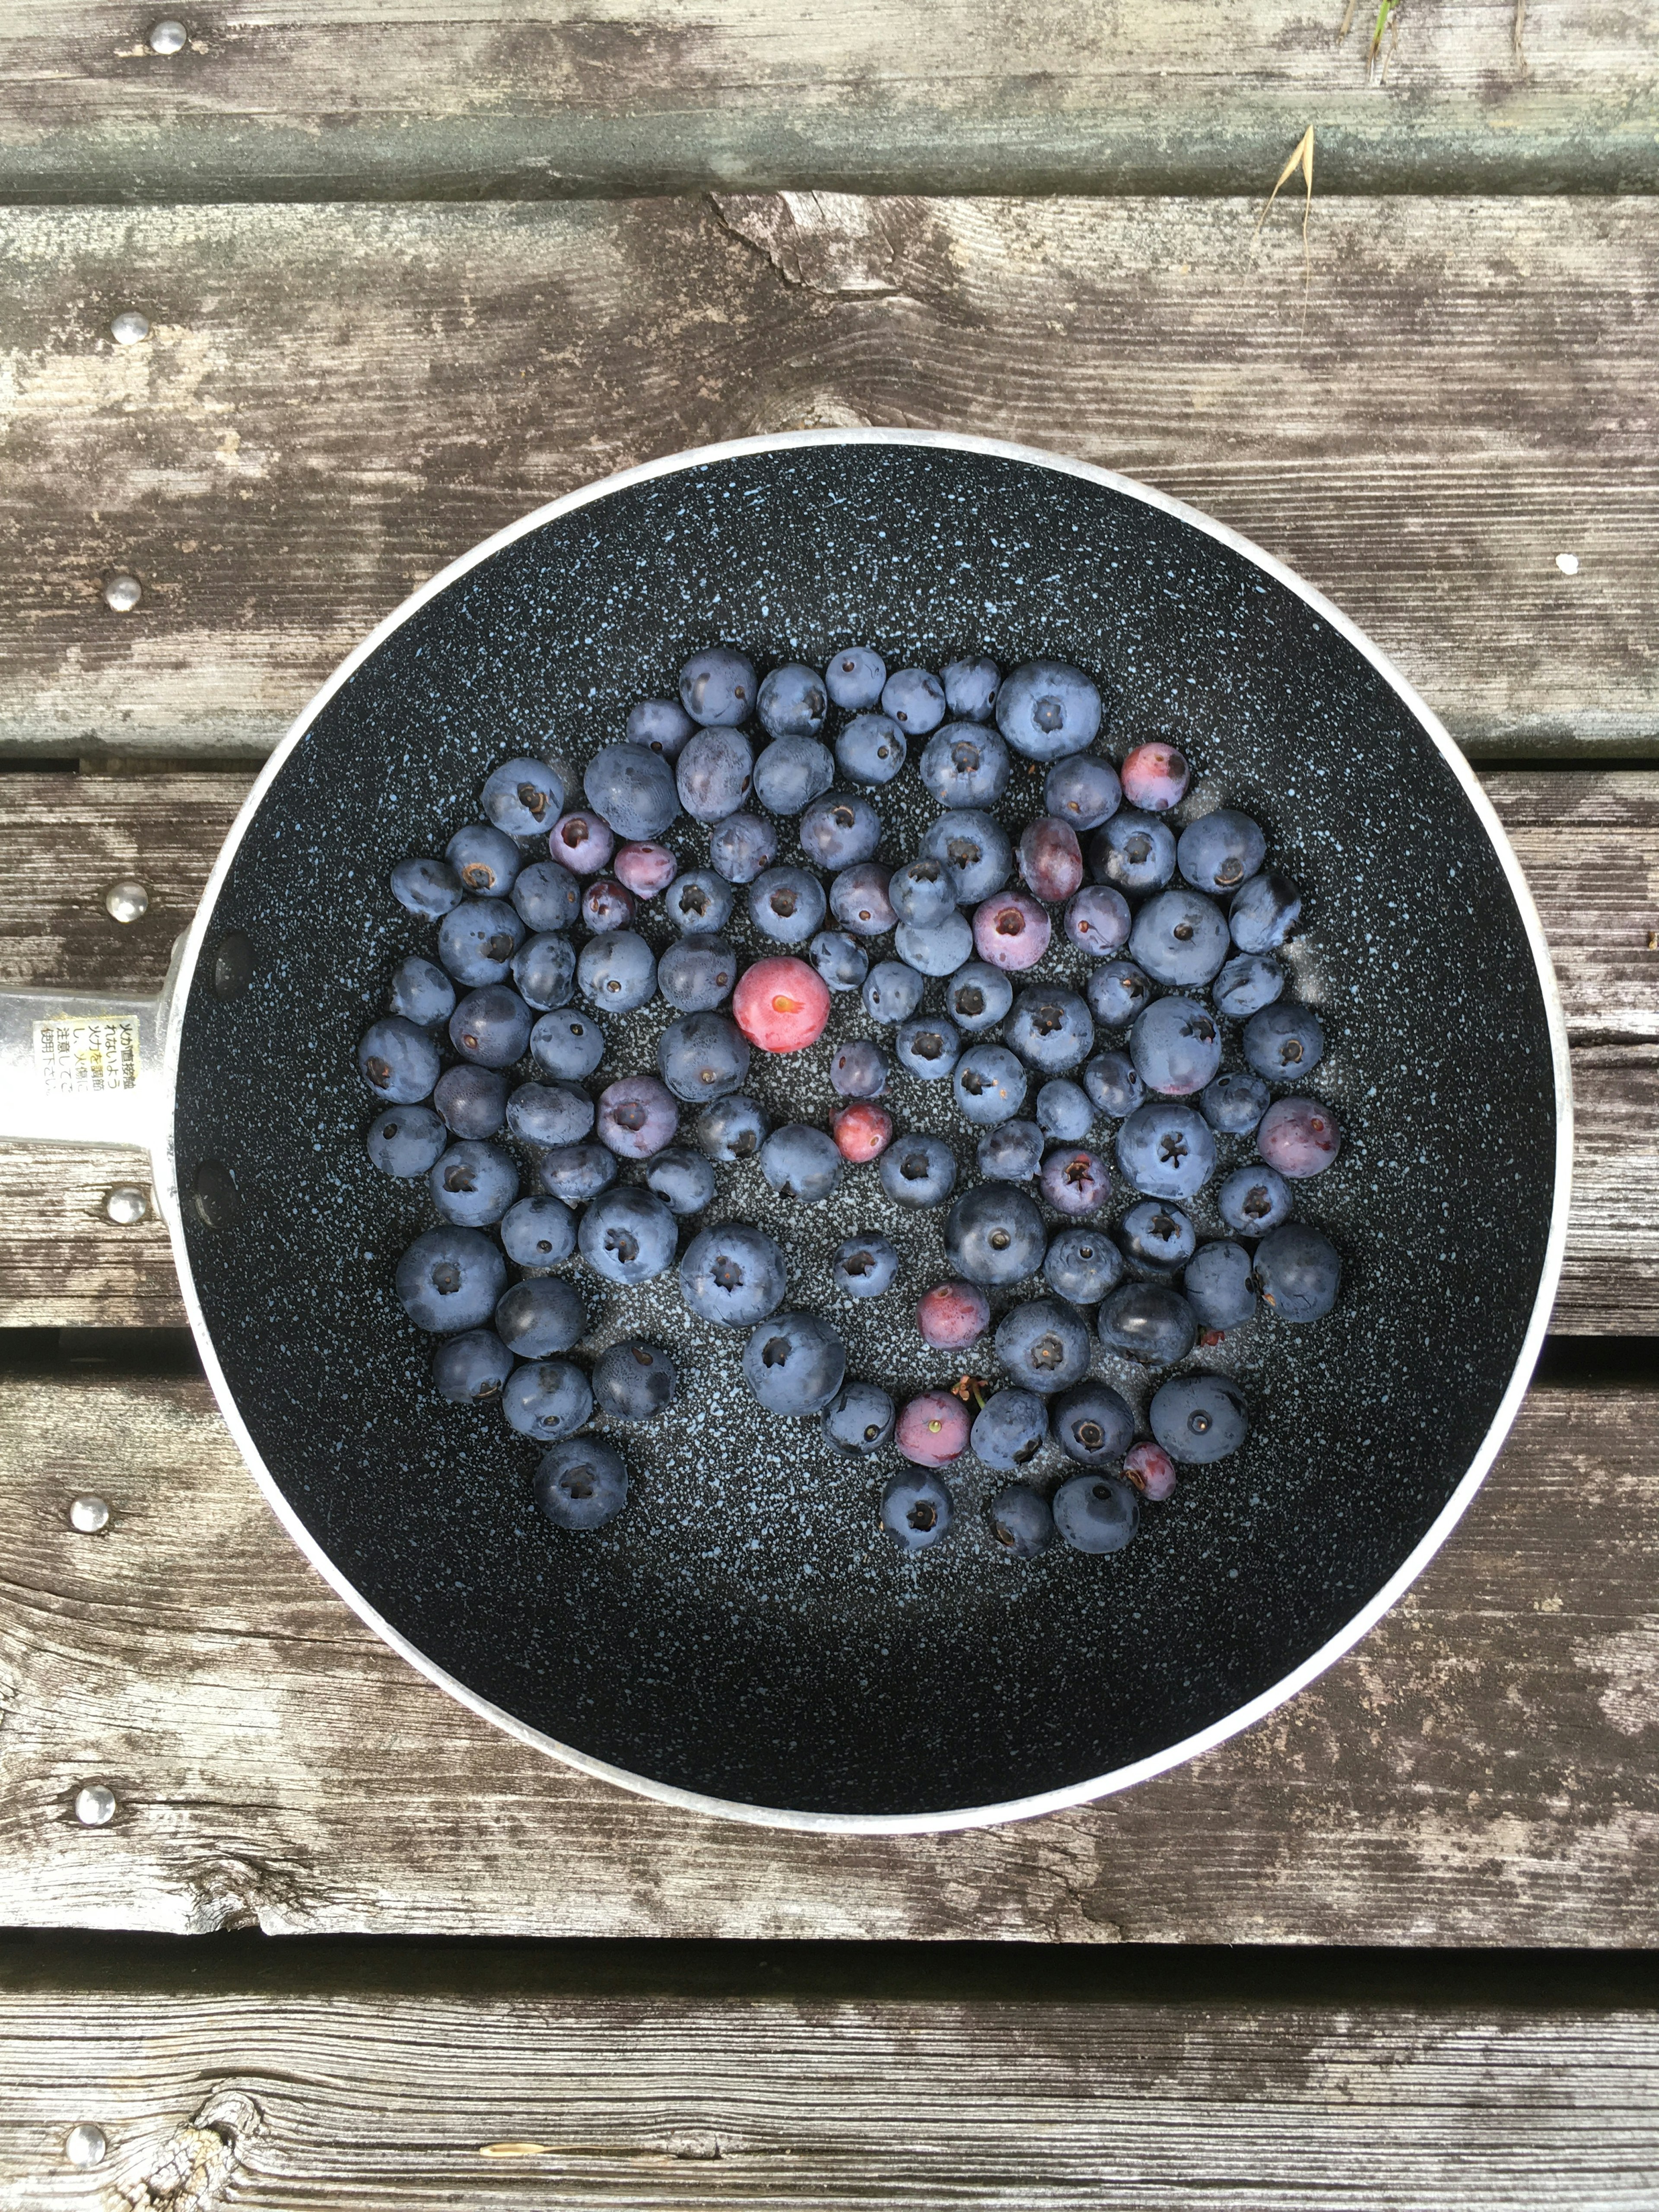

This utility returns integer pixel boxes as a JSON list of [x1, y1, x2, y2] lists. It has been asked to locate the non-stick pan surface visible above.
[[164, 433, 1569, 1831]]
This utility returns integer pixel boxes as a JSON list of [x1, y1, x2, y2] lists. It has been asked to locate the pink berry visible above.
[[832, 1101, 893, 1162], [613, 841, 678, 898], [1122, 1440, 1177, 1501], [972, 892, 1051, 971], [1039, 1144, 1111, 1216], [1018, 815, 1084, 904], [916, 1280, 991, 1350], [1121, 742, 1191, 813], [1063, 883, 1131, 953], [731, 954, 830, 1053], [550, 810, 615, 874], [896, 1390, 970, 1466], [595, 1073, 679, 1159], [1258, 1096, 1343, 1179], [582, 876, 635, 932]]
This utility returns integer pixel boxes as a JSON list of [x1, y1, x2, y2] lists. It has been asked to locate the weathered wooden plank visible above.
[[2, 0, 1656, 203], [1, 197, 1655, 760], [1, 1371, 1655, 1942], [3, 1958, 1659, 2212]]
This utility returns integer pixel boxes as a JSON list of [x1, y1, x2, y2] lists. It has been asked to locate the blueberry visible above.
[[1243, 1003, 1325, 1084], [495, 1275, 585, 1359], [585, 883, 635, 934], [680, 645, 756, 727], [592, 1338, 678, 1421], [645, 1145, 717, 1216], [626, 696, 695, 762], [808, 929, 868, 994], [1119, 1200, 1197, 1275], [972, 1389, 1049, 1470], [894, 1016, 960, 1082], [511, 932, 578, 1011], [952, 1043, 1027, 1127], [1183, 1239, 1259, 1330], [757, 661, 829, 739], [748, 865, 826, 946], [1043, 1223, 1124, 1305], [1091, 809, 1175, 897], [800, 792, 881, 871], [449, 985, 532, 1069], [1129, 889, 1231, 989], [1218, 1166, 1292, 1235], [825, 645, 887, 710], [946, 962, 1014, 1034], [677, 727, 754, 822], [616, 843, 678, 906], [534, 1435, 629, 1531], [1129, 996, 1221, 1097], [578, 930, 657, 1013], [434, 1064, 508, 1138], [823, 1379, 897, 1456], [942, 656, 999, 722], [1007, 987, 1094, 1074], [1036, 1078, 1093, 1142], [582, 743, 677, 841], [919, 722, 1010, 808], [503, 1358, 593, 1443], [538, 1142, 618, 1204], [511, 858, 581, 934], [1052, 1380, 1135, 1468], [977, 1119, 1045, 1182], [921, 810, 1011, 904], [863, 960, 926, 1025], [549, 811, 614, 876], [1121, 741, 1191, 814], [894, 912, 973, 978], [499, 1192, 578, 1268], [437, 897, 525, 987], [695, 1092, 770, 1164], [482, 756, 564, 839], [388, 956, 456, 1030], [995, 659, 1102, 761], [832, 1233, 900, 1299], [431, 1329, 515, 1405], [391, 855, 463, 919], [836, 711, 906, 785], [680, 1221, 788, 1325], [829, 861, 895, 936], [1149, 1373, 1249, 1464], [1178, 809, 1267, 896], [753, 732, 835, 817], [1253, 1223, 1341, 1321], [366, 1103, 448, 1178], [1201, 1071, 1270, 1136], [984, 1482, 1053, 1559], [879, 1467, 954, 1552], [1097, 1281, 1198, 1367], [430, 1139, 518, 1227], [760, 1122, 843, 1204], [596, 1074, 679, 1159], [578, 1185, 678, 1285], [878, 1134, 957, 1210], [530, 1008, 606, 1081], [1045, 753, 1122, 833], [888, 856, 958, 930], [1062, 885, 1131, 957], [1116, 1101, 1216, 1201], [395, 1226, 507, 1333], [971, 890, 1050, 974], [743, 1310, 846, 1416], [446, 821, 521, 898], [995, 1297, 1093, 1393], [1258, 1096, 1343, 1179], [357, 1015, 440, 1103], [1040, 1144, 1111, 1216], [1052, 1474, 1138, 1554], [1086, 960, 1153, 1030], [1229, 871, 1303, 953], [1081, 1049, 1144, 1121], [880, 666, 946, 734], [1213, 953, 1285, 1021], [944, 1182, 1045, 1284], [658, 933, 738, 1012]]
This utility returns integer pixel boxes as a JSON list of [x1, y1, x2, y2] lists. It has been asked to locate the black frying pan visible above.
[[139, 433, 1567, 1831]]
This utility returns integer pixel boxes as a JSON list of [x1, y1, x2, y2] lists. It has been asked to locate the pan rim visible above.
[[157, 427, 1574, 1836]]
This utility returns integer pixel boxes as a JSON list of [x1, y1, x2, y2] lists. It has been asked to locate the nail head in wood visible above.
[[146, 19, 186, 52], [104, 880, 149, 923], [73, 1785, 116, 1827], [103, 1185, 149, 1226], [110, 311, 150, 346], [102, 572, 142, 613], [64, 2124, 107, 2169], [69, 1495, 111, 1532]]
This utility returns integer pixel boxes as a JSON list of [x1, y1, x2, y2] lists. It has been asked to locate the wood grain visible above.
[[1, 1370, 1656, 1943], [2, 197, 1655, 759], [2, 0, 1655, 203], [3, 1961, 1658, 2212]]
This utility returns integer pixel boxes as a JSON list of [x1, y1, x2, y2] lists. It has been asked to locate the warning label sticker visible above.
[[33, 1014, 143, 1096]]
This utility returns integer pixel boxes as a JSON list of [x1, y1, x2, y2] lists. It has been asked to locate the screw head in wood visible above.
[[104, 1185, 149, 1225], [104, 880, 149, 923], [147, 19, 187, 51], [111, 310, 150, 346], [74, 1785, 117, 1827], [64, 2124, 108, 2169], [103, 572, 142, 613], [1556, 552, 1580, 575], [69, 1495, 111, 1532]]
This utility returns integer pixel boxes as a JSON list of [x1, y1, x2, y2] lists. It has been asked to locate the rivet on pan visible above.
[[105, 880, 149, 924], [65, 2124, 108, 2169], [111, 310, 151, 346], [103, 572, 143, 613], [1555, 553, 1580, 575], [211, 931, 254, 999], [189, 1160, 244, 1230], [74, 1785, 117, 1827], [147, 19, 187, 51], [70, 1495, 111, 1533]]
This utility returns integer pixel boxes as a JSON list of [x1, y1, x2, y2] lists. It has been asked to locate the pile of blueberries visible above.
[[359, 643, 1342, 1557]]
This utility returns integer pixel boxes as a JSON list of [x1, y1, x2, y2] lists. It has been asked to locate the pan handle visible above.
[[0, 936, 184, 1153]]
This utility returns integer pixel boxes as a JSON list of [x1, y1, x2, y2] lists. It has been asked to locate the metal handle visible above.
[[0, 936, 184, 1152]]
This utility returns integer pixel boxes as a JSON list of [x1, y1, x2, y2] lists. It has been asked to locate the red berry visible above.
[[731, 955, 831, 1053], [1018, 815, 1084, 903], [896, 1389, 970, 1465], [1120, 743, 1191, 814], [613, 841, 678, 897], [832, 1102, 893, 1162], [972, 891, 1051, 971], [916, 1280, 991, 1349], [1122, 1440, 1177, 1501]]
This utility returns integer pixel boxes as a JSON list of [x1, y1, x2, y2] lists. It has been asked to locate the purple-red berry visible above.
[[613, 841, 677, 898], [1121, 743, 1191, 813], [550, 810, 615, 874], [1018, 816, 1084, 904], [1258, 1096, 1342, 1178], [896, 1390, 971, 1465], [972, 892, 1051, 971], [916, 1281, 991, 1350], [1040, 1144, 1111, 1215]]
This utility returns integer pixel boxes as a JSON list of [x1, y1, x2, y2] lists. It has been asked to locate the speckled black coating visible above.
[[174, 443, 1558, 1819]]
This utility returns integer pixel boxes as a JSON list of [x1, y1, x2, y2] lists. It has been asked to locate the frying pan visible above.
[[1, 432, 1571, 1834]]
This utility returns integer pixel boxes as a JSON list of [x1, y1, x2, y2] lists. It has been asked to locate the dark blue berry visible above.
[[895, 1016, 960, 1082], [946, 962, 1014, 1034], [658, 934, 737, 1012], [449, 985, 532, 1068], [972, 1389, 1049, 1471], [495, 1275, 585, 1358], [829, 861, 895, 935], [879, 1134, 957, 1210], [1086, 959, 1153, 1030], [677, 727, 754, 822], [823, 1379, 896, 1456], [1043, 1223, 1123, 1305], [708, 812, 776, 885], [1081, 1049, 1144, 1120], [530, 1009, 606, 1081], [482, 757, 564, 839], [680, 646, 756, 727], [626, 697, 695, 761], [1229, 871, 1302, 953], [584, 742, 679, 842], [395, 1226, 506, 1333], [1178, 809, 1267, 896], [657, 1011, 750, 1103], [825, 645, 886, 710], [801, 792, 881, 870], [895, 912, 973, 978], [995, 659, 1102, 761], [880, 1467, 954, 1552], [1119, 1200, 1197, 1276], [578, 930, 657, 1013], [945, 1183, 1045, 1284], [592, 1339, 677, 1421], [1063, 884, 1132, 956], [538, 1142, 617, 1204], [748, 865, 826, 945], [1091, 809, 1174, 896], [388, 956, 455, 1030], [985, 1482, 1053, 1558], [1201, 1071, 1269, 1135], [430, 1139, 518, 1227], [1183, 1239, 1258, 1330], [510, 933, 577, 1011], [695, 1092, 769, 1164], [888, 855, 957, 929], [437, 897, 524, 987], [743, 1310, 846, 1415], [431, 1329, 514, 1404], [1243, 1002, 1325, 1084], [499, 1192, 578, 1267], [512, 858, 581, 934], [881, 666, 947, 734], [1213, 953, 1285, 1020], [808, 930, 868, 994], [1149, 1373, 1250, 1463], [920, 722, 1010, 808], [1129, 996, 1221, 1096], [757, 662, 829, 739], [391, 855, 463, 919], [365, 1103, 447, 1178], [1007, 986, 1094, 1074], [760, 1122, 842, 1204], [1217, 1165, 1292, 1234], [1045, 754, 1122, 832], [1130, 888, 1231, 988], [921, 810, 1011, 903], [1253, 1224, 1341, 1321], [754, 733, 835, 817], [1116, 1101, 1216, 1201], [434, 1065, 508, 1138], [953, 1043, 1027, 1126], [1052, 1475, 1138, 1554], [446, 821, 521, 898], [534, 1436, 628, 1531], [863, 960, 925, 1025], [1036, 1078, 1093, 1142], [680, 1222, 788, 1325], [1097, 1281, 1198, 1367], [502, 1358, 592, 1442], [977, 1119, 1044, 1182], [995, 1297, 1093, 1392], [578, 1185, 678, 1285], [832, 1233, 900, 1299], [645, 1146, 717, 1216], [942, 656, 999, 722], [836, 711, 906, 785], [357, 1016, 439, 1103], [664, 872, 734, 940], [1052, 1380, 1135, 1467]]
